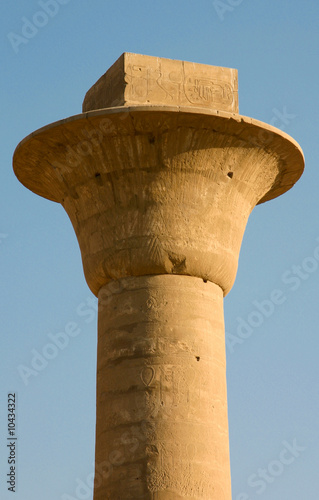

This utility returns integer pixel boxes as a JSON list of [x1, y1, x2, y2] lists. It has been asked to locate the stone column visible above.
[[96, 275, 228, 499], [13, 53, 304, 499]]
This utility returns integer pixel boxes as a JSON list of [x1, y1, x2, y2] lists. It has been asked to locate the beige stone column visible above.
[[96, 275, 228, 499], [13, 53, 304, 499]]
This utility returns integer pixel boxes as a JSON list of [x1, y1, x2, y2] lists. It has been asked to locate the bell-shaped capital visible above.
[[13, 54, 304, 296]]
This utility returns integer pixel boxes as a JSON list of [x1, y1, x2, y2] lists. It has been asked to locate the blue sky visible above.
[[1, 1, 318, 498]]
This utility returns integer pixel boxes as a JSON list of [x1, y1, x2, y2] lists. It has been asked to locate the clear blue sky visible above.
[[1, 1, 318, 499]]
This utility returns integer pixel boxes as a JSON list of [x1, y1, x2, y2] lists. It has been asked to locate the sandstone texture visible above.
[[82, 53, 239, 113], [13, 107, 304, 298], [13, 53, 304, 499], [96, 275, 230, 499]]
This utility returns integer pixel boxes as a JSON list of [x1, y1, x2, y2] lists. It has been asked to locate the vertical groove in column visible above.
[[94, 274, 231, 500]]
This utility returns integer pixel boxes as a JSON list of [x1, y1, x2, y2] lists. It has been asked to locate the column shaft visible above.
[[94, 274, 231, 499]]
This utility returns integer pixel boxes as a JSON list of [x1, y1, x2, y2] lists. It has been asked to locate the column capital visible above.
[[13, 55, 304, 296]]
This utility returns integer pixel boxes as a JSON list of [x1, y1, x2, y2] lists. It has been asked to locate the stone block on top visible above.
[[82, 52, 238, 113]]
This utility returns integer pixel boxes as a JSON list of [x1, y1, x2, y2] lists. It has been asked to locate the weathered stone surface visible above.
[[95, 275, 230, 500], [82, 53, 239, 113], [12, 53, 304, 500], [13, 106, 304, 297]]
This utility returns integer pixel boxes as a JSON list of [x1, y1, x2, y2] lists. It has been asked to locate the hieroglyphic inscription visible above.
[[184, 77, 234, 106], [83, 53, 239, 113], [140, 366, 155, 387], [124, 54, 238, 112], [134, 361, 218, 422]]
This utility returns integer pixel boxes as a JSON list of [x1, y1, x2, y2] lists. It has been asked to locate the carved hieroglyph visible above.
[[13, 53, 304, 499], [82, 53, 238, 113], [96, 275, 230, 499]]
